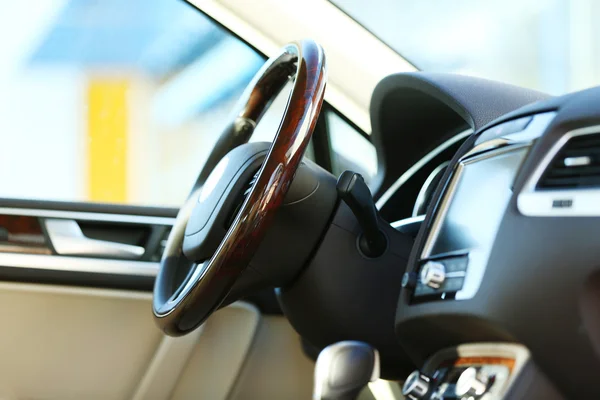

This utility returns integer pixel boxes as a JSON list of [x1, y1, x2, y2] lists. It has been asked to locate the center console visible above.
[[395, 112, 565, 399], [392, 81, 600, 398], [401, 343, 562, 400]]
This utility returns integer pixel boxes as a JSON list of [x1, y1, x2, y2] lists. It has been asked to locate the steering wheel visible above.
[[153, 40, 326, 336]]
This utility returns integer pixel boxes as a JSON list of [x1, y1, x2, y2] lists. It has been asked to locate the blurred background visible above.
[[333, 0, 600, 95], [1, 0, 598, 207]]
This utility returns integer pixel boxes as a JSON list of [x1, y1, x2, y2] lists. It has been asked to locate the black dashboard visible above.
[[368, 73, 600, 399]]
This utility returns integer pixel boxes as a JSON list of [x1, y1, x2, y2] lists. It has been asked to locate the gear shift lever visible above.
[[313, 341, 380, 400]]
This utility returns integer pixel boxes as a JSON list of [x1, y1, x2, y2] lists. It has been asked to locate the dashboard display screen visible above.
[[425, 148, 527, 257]]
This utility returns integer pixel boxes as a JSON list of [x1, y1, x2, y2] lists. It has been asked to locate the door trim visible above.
[[0, 253, 158, 276], [0, 207, 175, 225]]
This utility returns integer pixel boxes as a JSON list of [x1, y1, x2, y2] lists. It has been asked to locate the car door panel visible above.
[[0, 203, 313, 400]]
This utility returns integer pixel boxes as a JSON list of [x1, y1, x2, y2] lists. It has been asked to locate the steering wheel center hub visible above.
[[183, 142, 270, 262]]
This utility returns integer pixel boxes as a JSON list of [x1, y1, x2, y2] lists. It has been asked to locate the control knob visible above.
[[455, 367, 489, 397], [420, 261, 446, 289], [402, 370, 430, 399]]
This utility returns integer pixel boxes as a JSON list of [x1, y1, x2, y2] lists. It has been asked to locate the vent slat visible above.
[[538, 132, 600, 189], [541, 176, 600, 189], [569, 136, 600, 149], [548, 166, 600, 177], [562, 148, 600, 158]]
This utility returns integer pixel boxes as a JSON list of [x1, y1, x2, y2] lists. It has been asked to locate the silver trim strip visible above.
[[564, 156, 591, 167], [412, 161, 449, 217], [0, 253, 158, 276], [445, 271, 466, 278], [422, 147, 530, 301], [390, 215, 425, 229], [518, 125, 600, 217], [0, 207, 176, 226], [376, 129, 473, 209], [416, 113, 556, 301], [421, 146, 525, 257]]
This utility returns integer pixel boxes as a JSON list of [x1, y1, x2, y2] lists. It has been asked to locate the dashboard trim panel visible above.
[[413, 112, 556, 301]]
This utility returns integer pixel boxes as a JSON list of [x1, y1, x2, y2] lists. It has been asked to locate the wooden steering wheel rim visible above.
[[153, 40, 327, 336]]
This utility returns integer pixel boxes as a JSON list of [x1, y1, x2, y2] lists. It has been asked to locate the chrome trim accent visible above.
[[166, 262, 208, 309], [0, 253, 158, 276], [518, 125, 600, 217], [421, 152, 482, 257], [402, 370, 430, 398], [45, 219, 145, 259], [416, 113, 556, 300], [455, 367, 488, 397], [473, 112, 555, 148], [421, 147, 529, 300], [414, 114, 557, 300], [0, 207, 176, 225], [390, 215, 425, 229], [445, 271, 466, 279], [376, 129, 473, 209], [564, 156, 591, 167], [412, 161, 449, 217]]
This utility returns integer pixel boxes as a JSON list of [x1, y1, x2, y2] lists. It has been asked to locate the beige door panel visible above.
[[226, 316, 315, 400], [0, 283, 161, 400], [0, 282, 313, 400], [169, 303, 261, 400]]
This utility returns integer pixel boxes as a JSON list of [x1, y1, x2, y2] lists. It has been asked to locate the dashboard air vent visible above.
[[537, 133, 600, 189]]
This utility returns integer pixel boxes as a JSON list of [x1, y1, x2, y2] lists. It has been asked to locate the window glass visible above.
[[327, 111, 377, 185], [331, 0, 600, 96], [0, 0, 294, 207]]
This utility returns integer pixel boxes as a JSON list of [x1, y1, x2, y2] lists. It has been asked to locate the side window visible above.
[[0, 1, 300, 207], [0, 1, 364, 207], [326, 111, 378, 185]]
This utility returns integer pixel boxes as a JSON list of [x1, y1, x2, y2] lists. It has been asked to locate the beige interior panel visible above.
[[170, 303, 261, 400], [131, 327, 206, 400], [0, 282, 315, 400], [0, 282, 161, 400], [226, 316, 315, 400]]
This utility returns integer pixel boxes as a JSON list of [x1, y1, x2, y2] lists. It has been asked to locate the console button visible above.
[[402, 370, 430, 399], [442, 256, 468, 273], [420, 261, 445, 289], [455, 367, 489, 397], [442, 277, 464, 292]]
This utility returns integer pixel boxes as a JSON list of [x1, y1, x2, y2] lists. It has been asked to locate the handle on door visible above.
[[44, 219, 145, 259]]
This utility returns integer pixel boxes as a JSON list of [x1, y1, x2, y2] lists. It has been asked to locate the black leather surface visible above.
[[370, 72, 550, 195]]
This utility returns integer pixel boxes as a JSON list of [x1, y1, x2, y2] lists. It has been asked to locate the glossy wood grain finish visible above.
[[191, 50, 297, 193], [0, 215, 50, 254], [154, 40, 326, 335], [452, 356, 516, 371], [0, 215, 43, 236]]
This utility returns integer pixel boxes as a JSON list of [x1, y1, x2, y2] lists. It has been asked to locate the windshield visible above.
[[331, 0, 597, 96]]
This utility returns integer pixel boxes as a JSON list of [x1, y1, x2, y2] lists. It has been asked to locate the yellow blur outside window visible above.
[[0, 0, 286, 207]]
